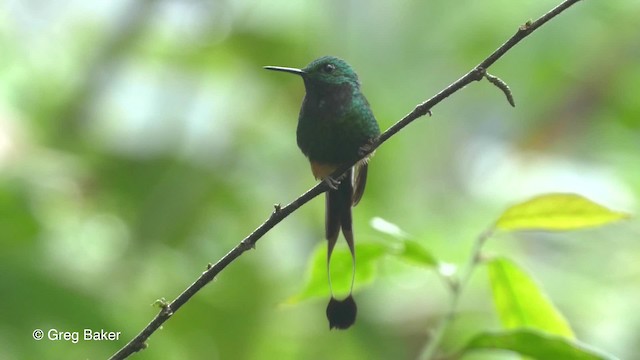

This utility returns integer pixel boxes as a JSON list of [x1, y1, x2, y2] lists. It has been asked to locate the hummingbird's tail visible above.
[[325, 167, 358, 330]]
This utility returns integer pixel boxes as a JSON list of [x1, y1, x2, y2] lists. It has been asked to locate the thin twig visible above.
[[109, 0, 584, 358], [417, 229, 494, 360]]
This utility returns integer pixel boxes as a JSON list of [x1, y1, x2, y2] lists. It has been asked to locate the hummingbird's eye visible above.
[[323, 63, 336, 73]]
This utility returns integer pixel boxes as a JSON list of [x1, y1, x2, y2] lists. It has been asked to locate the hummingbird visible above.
[[265, 56, 380, 330]]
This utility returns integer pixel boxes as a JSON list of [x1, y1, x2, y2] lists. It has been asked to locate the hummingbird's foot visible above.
[[358, 139, 376, 158], [324, 176, 341, 190]]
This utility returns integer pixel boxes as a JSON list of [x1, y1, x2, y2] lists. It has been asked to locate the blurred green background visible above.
[[1, 0, 639, 359]]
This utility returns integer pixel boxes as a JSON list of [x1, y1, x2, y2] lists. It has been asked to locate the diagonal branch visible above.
[[109, 0, 584, 358]]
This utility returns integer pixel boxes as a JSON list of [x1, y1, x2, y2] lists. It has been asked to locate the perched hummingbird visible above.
[[265, 56, 380, 330]]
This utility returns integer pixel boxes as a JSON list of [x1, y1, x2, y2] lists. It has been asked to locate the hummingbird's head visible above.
[[301, 56, 359, 87], [264, 56, 360, 89]]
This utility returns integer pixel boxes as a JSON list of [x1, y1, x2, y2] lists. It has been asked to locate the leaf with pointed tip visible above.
[[461, 329, 618, 360], [495, 193, 629, 231], [285, 242, 388, 304], [488, 257, 574, 337]]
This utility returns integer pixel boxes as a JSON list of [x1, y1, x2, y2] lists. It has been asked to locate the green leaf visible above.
[[495, 193, 629, 231], [370, 217, 438, 268], [397, 239, 438, 268], [461, 329, 619, 360], [370, 216, 409, 239], [285, 242, 388, 304], [488, 257, 574, 338]]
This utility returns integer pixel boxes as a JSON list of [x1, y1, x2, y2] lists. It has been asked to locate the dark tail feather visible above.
[[324, 168, 354, 292], [325, 168, 357, 330], [324, 183, 344, 268]]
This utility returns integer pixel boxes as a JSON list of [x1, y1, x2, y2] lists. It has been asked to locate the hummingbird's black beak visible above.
[[264, 65, 305, 76]]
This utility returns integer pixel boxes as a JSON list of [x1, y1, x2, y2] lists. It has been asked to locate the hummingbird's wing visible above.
[[352, 162, 368, 207]]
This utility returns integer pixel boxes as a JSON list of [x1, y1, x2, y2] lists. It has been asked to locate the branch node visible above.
[[273, 203, 282, 214], [240, 238, 256, 250], [129, 340, 147, 354], [152, 298, 173, 316], [484, 72, 516, 107], [519, 19, 533, 31], [161, 304, 174, 317], [415, 103, 433, 118], [473, 67, 487, 81]]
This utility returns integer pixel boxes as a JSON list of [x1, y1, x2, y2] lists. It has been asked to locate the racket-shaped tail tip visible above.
[[326, 295, 357, 330]]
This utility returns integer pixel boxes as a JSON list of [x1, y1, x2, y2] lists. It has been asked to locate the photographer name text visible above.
[[33, 328, 121, 344]]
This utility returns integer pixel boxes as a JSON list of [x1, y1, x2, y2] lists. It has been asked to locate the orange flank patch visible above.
[[310, 161, 338, 180]]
